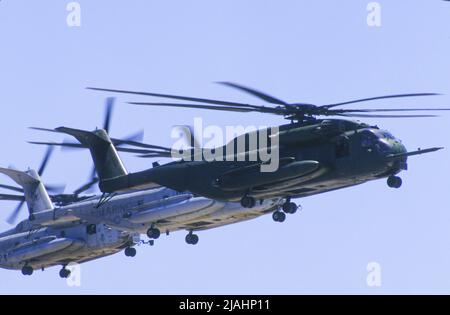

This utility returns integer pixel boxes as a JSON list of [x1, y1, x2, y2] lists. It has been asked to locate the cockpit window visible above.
[[335, 136, 350, 158], [375, 141, 390, 153], [360, 130, 377, 148], [380, 131, 395, 140]]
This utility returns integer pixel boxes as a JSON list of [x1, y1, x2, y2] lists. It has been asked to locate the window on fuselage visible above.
[[360, 130, 377, 148], [380, 131, 395, 140], [335, 136, 350, 158]]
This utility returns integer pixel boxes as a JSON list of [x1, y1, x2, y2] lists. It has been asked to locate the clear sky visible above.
[[0, 0, 450, 294]]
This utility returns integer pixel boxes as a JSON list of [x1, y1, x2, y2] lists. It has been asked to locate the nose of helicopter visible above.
[[374, 130, 407, 156], [378, 135, 408, 171], [389, 138, 407, 156], [378, 138, 407, 156]]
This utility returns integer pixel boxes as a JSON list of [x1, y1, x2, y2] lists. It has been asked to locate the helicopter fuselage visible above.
[[100, 119, 408, 204]]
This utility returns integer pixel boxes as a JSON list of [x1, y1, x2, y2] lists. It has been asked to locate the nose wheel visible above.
[[147, 227, 161, 239], [387, 175, 402, 188], [272, 211, 286, 222], [59, 266, 71, 279], [21, 265, 33, 276], [185, 232, 199, 245], [124, 247, 137, 257], [282, 202, 299, 214], [273, 199, 301, 222], [241, 195, 256, 208]]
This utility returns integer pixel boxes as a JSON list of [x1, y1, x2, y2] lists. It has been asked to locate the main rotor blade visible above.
[[111, 138, 171, 151], [333, 107, 450, 113], [28, 141, 86, 149], [29, 127, 62, 134], [0, 194, 24, 201], [30, 128, 79, 150], [31, 137, 162, 151], [7, 200, 25, 224], [136, 153, 176, 158], [323, 93, 440, 108], [38, 146, 54, 176], [217, 82, 288, 105], [30, 140, 171, 154], [103, 97, 115, 133], [116, 147, 171, 155], [60, 140, 87, 151], [87, 87, 265, 109], [336, 113, 438, 118], [0, 184, 24, 193], [129, 102, 281, 114]]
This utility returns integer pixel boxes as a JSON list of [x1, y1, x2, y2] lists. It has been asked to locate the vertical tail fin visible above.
[[55, 127, 128, 181], [0, 168, 54, 215]]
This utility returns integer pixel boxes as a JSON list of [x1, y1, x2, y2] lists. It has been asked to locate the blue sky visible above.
[[0, 0, 450, 294]]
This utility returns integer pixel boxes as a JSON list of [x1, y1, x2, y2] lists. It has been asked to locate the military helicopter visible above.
[[35, 83, 448, 220], [0, 147, 282, 277], [8, 98, 283, 258], [0, 217, 137, 278], [0, 164, 141, 277], [0, 99, 149, 226]]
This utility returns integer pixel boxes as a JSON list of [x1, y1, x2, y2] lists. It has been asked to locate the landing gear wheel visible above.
[[282, 202, 298, 214], [146, 227, 161, 239], [124, 247, 137, 257], [241, 196, 256, 208], [59, 268, 71, 279], [272, 211, 286, 223], [21, 266, 33, 276], [387, 175, 402, 188], [185, 233, 199, 245]]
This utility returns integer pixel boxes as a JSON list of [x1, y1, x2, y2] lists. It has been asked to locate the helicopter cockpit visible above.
[[359, 129, 406, 156], [360, 129, 378, 148]]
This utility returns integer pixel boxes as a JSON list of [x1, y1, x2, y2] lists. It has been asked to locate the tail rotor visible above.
[[0, 146, 62, 224]]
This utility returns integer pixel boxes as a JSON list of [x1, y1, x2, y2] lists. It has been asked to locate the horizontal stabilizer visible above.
[[0, 168, 40, 187], [54, 127, 128, 181], [0, 168, 53, 215]]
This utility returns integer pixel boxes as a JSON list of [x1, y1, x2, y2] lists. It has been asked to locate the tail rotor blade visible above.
[[7, 200, 25, 224], [37, 146, 54, 176], [103, 97, 115, 133], [73, 166, 98, 195], [73, 178, 99, 195]]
